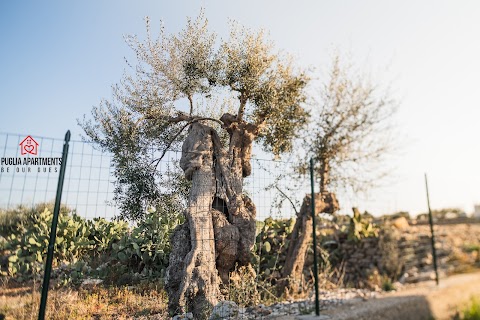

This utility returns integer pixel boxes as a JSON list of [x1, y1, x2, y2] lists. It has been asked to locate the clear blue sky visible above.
[[1, 0, 479, 216]]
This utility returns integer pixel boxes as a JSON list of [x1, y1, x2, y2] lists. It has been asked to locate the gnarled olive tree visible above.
[[80, 13, 308, 319]]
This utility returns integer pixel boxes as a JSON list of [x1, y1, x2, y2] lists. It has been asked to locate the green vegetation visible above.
[[253, 217, 295, 278], [347, 208, 379, 242], [0, 203, 182, 285], [458, 297, 480, 320], [463, 244, 480, 263], [381, 276, 395, 292], [0, 204, 387, 295]]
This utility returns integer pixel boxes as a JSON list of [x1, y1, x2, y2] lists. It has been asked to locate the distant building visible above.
[[474, 205, 480, 218]]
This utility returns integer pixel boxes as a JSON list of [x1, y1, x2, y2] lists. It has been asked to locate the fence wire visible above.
[[0, 133, 307, 221], [0, 132, 318, 319], [0, 133, 116, 219]]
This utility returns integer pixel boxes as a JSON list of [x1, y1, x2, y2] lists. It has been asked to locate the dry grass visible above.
[[0, 280, 168, 320]]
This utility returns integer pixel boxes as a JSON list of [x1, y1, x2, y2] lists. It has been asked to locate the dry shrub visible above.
[[227, 265, 260, 307]]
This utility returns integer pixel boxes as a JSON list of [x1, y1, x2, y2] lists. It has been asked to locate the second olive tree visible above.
[[281, 56, 397, 295]]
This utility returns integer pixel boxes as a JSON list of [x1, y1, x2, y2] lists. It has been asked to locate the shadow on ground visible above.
[[317, 295, 433, 320]]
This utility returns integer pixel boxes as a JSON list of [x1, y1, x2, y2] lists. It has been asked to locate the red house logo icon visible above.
[[19, 135, 39, 155]]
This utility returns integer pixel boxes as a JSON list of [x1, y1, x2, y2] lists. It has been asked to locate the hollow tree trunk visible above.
[[280, 192, 339, 296], [165, 120, 257, 319]]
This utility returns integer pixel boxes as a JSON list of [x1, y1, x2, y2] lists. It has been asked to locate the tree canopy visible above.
[[306, 55, 397, 195], [79, 12, 309, 220]]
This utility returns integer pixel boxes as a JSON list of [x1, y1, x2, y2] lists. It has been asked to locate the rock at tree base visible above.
[[209, 301, 239, 319]]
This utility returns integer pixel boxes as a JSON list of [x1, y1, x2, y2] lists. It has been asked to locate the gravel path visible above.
[[295, 271, 480, 320]]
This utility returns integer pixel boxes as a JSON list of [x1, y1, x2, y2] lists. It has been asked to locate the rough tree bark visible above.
[[280, 192, 339, 296], [165, 119, 257, 319]]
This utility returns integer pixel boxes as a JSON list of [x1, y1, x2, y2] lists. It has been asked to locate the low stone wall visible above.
[[330, 222, 480, 286], [333, 235, 382, 287], [400, 223, 480, 282]]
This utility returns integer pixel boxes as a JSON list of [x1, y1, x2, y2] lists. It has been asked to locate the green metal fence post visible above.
[[310, 158, 320, 316], [38, 130, 70, 320], [424, 173, 439, 286]]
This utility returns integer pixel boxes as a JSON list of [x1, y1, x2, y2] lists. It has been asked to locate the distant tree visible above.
[[308, 56, 396, 194], [80, 12, 308, 319], [281, 55, 397, 295]]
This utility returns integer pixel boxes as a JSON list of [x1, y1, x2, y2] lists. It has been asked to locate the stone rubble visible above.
[[167, 288, 380, 319], [172, 313, 193, 320], [209, 301, 239, 319]]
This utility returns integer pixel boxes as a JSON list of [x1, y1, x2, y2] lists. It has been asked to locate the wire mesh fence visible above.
[[0, 131, 319, 319], [0, 132, 116, 219], [0, 132, 307, 221]]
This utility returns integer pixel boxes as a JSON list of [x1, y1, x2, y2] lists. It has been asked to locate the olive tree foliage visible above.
[[79, 13, 308, 222]]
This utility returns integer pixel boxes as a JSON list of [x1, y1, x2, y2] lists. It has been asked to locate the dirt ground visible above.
[[296, 271, 480, 320]]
